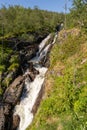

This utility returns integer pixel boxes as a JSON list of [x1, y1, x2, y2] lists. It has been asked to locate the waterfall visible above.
[[14, 33, 57, 130]]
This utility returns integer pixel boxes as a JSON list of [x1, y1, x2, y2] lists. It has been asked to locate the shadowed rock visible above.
[[0, 103, 5, 130]]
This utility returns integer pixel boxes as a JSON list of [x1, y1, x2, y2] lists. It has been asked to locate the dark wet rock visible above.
[[44, 58, 50, 67], [40, 54, 50, 67], [32, 68, 39, 75], [19, 45, 38, 72], [23, 69, 39, 82], [29, 72, 36, 81], [0, 102, 13, 130], [23, 62, 39, 81], [0, 76, 24, 130], [3, 76, 24, 105], [0, 76, 23, 130], [0, 96, 2, 102], [24, 45, 38, 61], [0, 103, 5, 130], [11, 115, 20, 130]]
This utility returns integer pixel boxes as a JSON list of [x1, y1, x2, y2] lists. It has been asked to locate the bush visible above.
[[0, 65, 5, 74], [8, 63, 19, 72]]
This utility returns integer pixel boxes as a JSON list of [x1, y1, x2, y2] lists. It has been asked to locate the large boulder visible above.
[[23, 62, 39, 81], [0, 102, 13, 130], [3, 76, 24, 105]]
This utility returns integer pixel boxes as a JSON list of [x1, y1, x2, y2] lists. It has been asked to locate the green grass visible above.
[[27, 29, 87, 130]]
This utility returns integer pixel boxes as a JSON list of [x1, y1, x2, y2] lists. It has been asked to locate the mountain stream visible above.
[[14, 33, 57, 130]]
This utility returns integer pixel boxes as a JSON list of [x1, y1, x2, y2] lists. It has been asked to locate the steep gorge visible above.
[[0, 33, 58, 130]]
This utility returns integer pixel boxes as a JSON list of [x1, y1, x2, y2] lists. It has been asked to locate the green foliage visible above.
[[60, 36, 81, 59], [8, 63, 19, 72], [50, 33, 82, 68], [3, 77, 12, 88], [0, 3, 87, 130], [74, 86, 87, 113], [0, 5, 64, 38], [20, 33, 35, 42], [9, 55, 19, 63], [68, 0, 87, 32], [28, 30, 87, 130], [8, 54, 19, 72], [0, 88, 3, 95], [0, 65, 5, 74], [50, 42, 60, 68]]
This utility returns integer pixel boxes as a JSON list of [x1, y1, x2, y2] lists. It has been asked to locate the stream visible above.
[[14, 33, 57, 130]]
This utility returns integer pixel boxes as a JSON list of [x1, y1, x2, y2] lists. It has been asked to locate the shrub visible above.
[[8, 63, 19, 72]]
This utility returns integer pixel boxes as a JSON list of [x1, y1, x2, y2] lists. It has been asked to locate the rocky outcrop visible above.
[[0, 41, 39, 130], [11, 115, 20, 130], [3, 76, 24, 105], [0, 34, 53, 130], [23, 63, 39, 81], [0, 102, 12, 130], [0, 102, 20, 130], [0, 103, 5, 130], [0, 66, 39, 130], [19, 44, 38, 68], [0, 76, 24, 130]]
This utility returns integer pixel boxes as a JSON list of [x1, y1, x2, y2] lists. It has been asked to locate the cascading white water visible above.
[[38, 34, 51, 53], [14, 33, 57, 130]]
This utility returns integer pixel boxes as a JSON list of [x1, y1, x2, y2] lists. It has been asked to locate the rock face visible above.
[[0, 102, 12, 130], [23, 63, 39, 82], [11, 115, 20, 130], [0, 34, 52, 130], [0, 62, 39, 130], [0, 41, 39, 130], [0, 76, 24, 130], [18, 44, 38, 68], [3, 76, 24, 105], [0, 103, 5, 130], [0, 103, 20, 130]]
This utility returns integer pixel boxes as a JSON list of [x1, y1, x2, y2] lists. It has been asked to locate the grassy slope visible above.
[[27, 28, 87, 130]]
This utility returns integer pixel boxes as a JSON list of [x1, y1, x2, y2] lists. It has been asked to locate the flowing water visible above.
[[14, 33, 57, 130]]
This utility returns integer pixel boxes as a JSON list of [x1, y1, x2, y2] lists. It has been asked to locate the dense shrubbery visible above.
[[67, 0, 87, 32], [0, 5, 64, 39], [0, 44, 12, 73], [0, 43, 20, 94]]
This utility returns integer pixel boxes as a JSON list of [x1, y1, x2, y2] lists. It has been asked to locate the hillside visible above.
[[0, 0, 87, 130], [28, 28, 87, 130], [0, 5, 64, 97]]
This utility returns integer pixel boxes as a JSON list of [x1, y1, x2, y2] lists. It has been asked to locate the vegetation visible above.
[[28, 28, 87, 130], [0, 5, 64, 96], [0, 6, 64, 39], [27, 1, 87, 129], [67, 0, 87, 31], [0, 0, 87, 129]]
